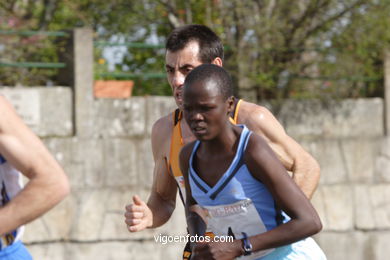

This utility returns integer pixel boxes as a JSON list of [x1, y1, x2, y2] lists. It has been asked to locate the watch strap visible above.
[[241, 232, 253, 256]]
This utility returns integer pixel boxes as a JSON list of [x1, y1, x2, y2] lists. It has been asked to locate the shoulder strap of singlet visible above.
[[169, 109, 184, 178], [169, 109, 186, 204], [229, 99, 242, 124], [173, 108, 182, 126], [0, 154, 6, 164]]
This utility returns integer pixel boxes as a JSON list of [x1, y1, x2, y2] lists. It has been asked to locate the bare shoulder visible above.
[[152, 113, 174, 137], [0, 95, 48, 173], [245, 131, 270, 158], [243, 132, 279, 178], [238, 100, 285, 135], [180, 141, 196, 160], [179, 140, 196, 176], [151, 112, 175, 157], [0, 95, 24, 133], [0, 95, 9, 104], [0, 95, 15, 117]]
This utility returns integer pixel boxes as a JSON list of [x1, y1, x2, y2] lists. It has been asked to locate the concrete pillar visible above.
[[385, 50, 390, 136], [58, 27, 94, 137], [73, 28, 94, 137]]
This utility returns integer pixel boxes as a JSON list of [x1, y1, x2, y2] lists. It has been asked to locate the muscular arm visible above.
[[146, 117, 178, 227], [0, 96, 70, 236], [239, 133, 322, 254], [240, 102, 320, 198], [147, 115, 177, 228], [125, 116, 178, 231]]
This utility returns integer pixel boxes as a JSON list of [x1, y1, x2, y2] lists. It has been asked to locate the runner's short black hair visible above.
[[166, 24, 224, 63], [184, 64, 233, 100]]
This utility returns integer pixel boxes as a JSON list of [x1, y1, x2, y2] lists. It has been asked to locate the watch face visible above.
[[244, 245, 252, 254], [243, 237, 252, 255]]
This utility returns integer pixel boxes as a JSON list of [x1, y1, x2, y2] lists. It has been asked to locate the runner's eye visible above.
[[201, 106, 213, 112], [181, 67, 193, 75]]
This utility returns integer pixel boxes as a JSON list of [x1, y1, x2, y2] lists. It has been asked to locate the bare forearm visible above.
[[292, 154, 320, 199], [185, 206, 207, 253], [249, 217, 321, 254], [186, 210, 206, 237], [0, 175, 69, 236], [147, 194, 175, 228]]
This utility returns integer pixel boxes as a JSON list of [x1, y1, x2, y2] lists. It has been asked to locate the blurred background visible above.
[[1, 0, 390, 259]]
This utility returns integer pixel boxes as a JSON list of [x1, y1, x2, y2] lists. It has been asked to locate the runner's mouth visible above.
[[192, 126, 207, 135], [176, 92, 182, 101]]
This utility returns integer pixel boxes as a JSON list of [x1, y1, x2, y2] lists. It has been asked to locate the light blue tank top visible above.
[[189, 125, 286, 231]]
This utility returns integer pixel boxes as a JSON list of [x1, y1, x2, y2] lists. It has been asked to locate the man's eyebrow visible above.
[[165, 64, 194, 70], [179, 64, 194, 70]]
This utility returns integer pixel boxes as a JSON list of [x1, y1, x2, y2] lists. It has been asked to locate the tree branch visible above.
[[302, 0, 366, 42], [38, 0, 59, 30], [157, 0, 183, 28], [284, 0, 331, 47]]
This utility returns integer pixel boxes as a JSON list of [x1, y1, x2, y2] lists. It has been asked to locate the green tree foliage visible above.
[[318, 1, 390, 98], [0, 1, 60, 85], [1, 0, 389, 101], [212, 0, 387, 101]]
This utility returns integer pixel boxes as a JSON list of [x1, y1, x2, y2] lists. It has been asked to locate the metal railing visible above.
[[0, 30, 69, 37], [0, 30, 68, 70]]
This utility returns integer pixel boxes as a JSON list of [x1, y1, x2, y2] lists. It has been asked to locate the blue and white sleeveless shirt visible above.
[[188, 125, 288, 259], [0, 154, 24, 250]]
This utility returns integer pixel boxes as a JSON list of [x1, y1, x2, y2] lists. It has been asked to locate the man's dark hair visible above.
[[166, 24, 224, 63], [184, 64, 233, 100]]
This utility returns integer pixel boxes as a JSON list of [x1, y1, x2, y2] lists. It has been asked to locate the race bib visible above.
[[203, 199, 274, 259]]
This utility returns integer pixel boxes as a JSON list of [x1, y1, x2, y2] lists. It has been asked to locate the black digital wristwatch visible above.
[[241, 232, 253, 256]]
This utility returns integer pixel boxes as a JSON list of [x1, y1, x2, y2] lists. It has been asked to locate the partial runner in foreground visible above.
[[0, 95, 70, 259]]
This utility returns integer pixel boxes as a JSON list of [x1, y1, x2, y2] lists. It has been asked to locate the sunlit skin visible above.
[[165, 41, 204, 110], [0, 96, 70, 236]]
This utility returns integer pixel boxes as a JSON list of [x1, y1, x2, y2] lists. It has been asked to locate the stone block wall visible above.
[[277, 98, 390, 260], [2, 86, 390, 259]]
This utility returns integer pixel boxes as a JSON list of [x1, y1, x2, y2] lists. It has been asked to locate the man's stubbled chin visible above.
[[175, 92, 183, 109]]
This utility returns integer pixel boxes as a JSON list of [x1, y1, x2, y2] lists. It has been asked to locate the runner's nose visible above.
[[192, 111, 204, 121], [172, 72, 185, 89]]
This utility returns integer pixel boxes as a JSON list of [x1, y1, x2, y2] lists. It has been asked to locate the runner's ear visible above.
[[211, 57, 223, 67], [226, 96, 235, 114]]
